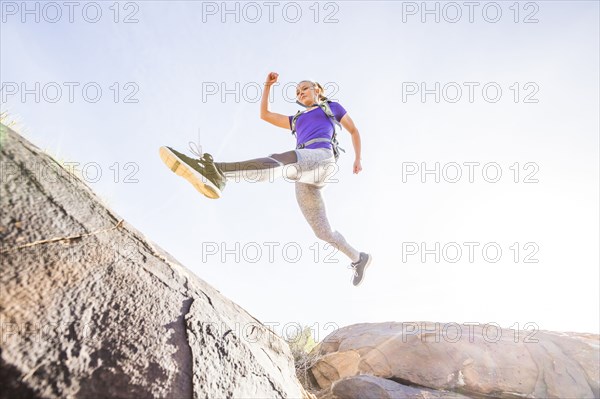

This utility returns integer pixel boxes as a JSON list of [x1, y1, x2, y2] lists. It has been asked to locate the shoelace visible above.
[[188, 139, 223, 180], [188, 141, 203, 159], [347, 263, 358, 277]]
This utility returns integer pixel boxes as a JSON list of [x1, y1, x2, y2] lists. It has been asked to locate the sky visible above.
[[1, 1, 599, 339]]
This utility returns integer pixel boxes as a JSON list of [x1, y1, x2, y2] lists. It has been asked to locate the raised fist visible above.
[[265, 72, 279, 85]]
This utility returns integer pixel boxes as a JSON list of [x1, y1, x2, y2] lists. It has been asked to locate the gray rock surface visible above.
[[0, 124, 310, 398], [332, 375, 473, 399], [310, 322, 599, 399]]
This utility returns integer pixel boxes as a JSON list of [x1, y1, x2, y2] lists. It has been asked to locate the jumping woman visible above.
[[159, 72, 372, 286]]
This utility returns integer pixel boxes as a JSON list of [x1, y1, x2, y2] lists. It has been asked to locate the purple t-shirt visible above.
[[288, 102, 347, 150]]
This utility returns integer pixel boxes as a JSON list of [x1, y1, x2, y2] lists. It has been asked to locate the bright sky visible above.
[[2, 1, 598, 338]]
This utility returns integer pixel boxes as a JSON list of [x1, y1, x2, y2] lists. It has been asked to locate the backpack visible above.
[[290, 99, 346, 161]]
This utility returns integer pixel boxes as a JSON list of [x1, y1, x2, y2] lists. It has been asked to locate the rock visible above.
[[0, 124, 311, 398], [310, 322, 599, 399], [331, 375, 473, 399]]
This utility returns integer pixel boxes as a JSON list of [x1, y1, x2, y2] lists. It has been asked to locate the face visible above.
[[296, 81, 319, 107]]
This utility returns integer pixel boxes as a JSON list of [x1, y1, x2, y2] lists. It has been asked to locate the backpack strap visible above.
[[317, 100, 345, 159], [290, 109, 305, 138], [297, 138, 334, 149], [318, 100, 342, 133]]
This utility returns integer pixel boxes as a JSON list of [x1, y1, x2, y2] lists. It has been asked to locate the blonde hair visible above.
[[299, 80, 328, 102]]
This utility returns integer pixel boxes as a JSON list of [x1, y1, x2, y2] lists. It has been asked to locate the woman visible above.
[[159, 72, 372, 286]]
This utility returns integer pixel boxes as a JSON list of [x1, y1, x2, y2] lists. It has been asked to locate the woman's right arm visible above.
[[260, 72, 291, 130]]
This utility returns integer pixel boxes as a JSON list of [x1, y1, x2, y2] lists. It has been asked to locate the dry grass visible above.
[[286, 326, 321, 392]]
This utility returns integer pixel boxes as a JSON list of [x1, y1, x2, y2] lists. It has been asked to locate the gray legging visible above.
[[215, 148, 361, 263]]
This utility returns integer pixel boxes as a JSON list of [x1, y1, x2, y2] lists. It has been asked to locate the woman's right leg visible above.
[[295, 181, 361, 263], [215, 150, 298, 183]]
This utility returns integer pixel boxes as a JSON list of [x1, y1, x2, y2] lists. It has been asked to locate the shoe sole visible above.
[[354, 254, 372, 287], [159, 146, 221, 199]]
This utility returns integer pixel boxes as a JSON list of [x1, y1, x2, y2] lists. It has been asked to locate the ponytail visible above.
[[314, 82, 328, 102]]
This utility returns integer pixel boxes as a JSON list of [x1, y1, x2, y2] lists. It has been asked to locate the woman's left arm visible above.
[[340, 113, 363, 174]]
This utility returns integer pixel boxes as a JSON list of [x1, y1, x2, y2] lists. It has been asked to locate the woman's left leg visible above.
[[295, 181, 361, 263]]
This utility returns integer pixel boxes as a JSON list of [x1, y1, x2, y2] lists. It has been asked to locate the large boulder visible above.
[[0, 124, 310, 398], [310, 322, 599, 399], [331, 375, 472, 399]]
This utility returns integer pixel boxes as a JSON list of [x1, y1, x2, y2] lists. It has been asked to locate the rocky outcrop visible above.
[[0, 124, 310, 398], [309, 322, 599, 399], [331, 375, 472, 399]]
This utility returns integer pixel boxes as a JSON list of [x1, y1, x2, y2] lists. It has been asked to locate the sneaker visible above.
[[159, 146, 226, 199], [348, 252, 372, 286]]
